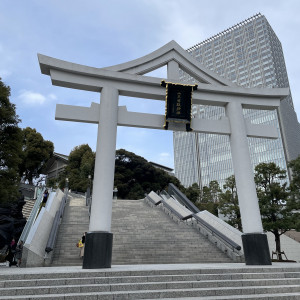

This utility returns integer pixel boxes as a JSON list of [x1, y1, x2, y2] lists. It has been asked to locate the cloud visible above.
[[48, 93, 57, 100], [18, 90, 57, 105], [160, 152, 170, 158], [158, 152, 174, 168], [0, 70, 12, 80], [149, 0, 206, 48]]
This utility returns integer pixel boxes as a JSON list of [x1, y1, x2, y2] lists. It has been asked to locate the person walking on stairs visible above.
[[80, 232, 86, 258], [15, 240, 23, 267], [77, 232, 86, 259], [36, 189, 49, 220], [5, 238, 17, 267]]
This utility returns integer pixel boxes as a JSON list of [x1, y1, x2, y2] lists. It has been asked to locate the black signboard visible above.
[[161, 80, 197, 131]]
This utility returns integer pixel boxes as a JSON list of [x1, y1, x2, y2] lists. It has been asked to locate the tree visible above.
[[288, 156, 300, 201], [218, 175, 242, 231], [200, 180, 221, 203], [19, 127, 54, 184], [65, 144, 95, 192], [209, 180, 222, 203], [185, 183, 200, 204], [0, 78, 23, 206], [289, 155, 300, 192], [114, 149, 183, 199], [255, 162, 297, 260], [197, 181, 221, 216], [288, 155, 300, 231]]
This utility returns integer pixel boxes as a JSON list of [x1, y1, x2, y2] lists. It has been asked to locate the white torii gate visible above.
[[38, 41, 289, 268]]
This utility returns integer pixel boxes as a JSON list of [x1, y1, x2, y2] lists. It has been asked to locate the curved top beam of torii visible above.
[[38, 40, 289, 110], [102, 40, 233, 86]]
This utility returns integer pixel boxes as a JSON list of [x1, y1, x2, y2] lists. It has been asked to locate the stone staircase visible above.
[[51, 195, 231, 266], [22, 198, 36, 220], [112, 200, 232, 264], [51, 194, 89, 266], [0, 265, 300, 299]]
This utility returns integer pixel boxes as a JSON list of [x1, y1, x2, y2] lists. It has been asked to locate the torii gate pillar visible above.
[[83, 86, 118, 268], [226, 101, 271, 264]]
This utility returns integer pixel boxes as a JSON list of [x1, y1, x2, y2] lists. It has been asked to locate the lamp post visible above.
[[113, 187, 118, 200], [65, 178, 69, 192], [86, 175, 91, 205], [88, 174, 91, 189]]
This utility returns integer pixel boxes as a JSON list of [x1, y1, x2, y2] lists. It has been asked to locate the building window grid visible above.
[[175, 14, 294, 189]]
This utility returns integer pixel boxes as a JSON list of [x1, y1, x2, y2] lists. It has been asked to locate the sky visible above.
[[1, 0, 300, 170]]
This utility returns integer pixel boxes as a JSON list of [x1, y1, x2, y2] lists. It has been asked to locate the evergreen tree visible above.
[[19, 127, 54, 184], [288, 155, 300, 231], [197, 181, 221, 216], [114, 149, 183, 199], [0, 78, 23, 206], [255, 162, 297, 260], [200, 180, 221, 203], [218, 175, 242, 231], [185, 183, 200, 204], [65, 144, 95, 192]]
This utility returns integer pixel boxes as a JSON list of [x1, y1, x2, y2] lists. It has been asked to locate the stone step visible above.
[[5, 275, 300, 287], [1, 279, 300, 297], [2, 271, 300, 287], [52, 259, 231, 266], [159, 294, 300, 300], [0, 264, 300, 299], [2, 267, 300, 280], [0, 283, 299, 299], [1, 292, 299, 299]]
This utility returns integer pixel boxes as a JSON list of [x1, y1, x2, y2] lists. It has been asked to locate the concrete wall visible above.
[[194, 210, 244, 262], [22, 189, 64, 267], [197, 210, 243, 250], [198, 210, 300, 263]]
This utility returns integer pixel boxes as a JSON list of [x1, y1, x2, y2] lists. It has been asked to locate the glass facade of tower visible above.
[[174, 13, 300, 189]]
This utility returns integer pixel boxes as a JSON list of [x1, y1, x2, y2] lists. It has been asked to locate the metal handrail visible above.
[[160, 190, 193, 220], [19, 186, 45, 243], [193, 214, 241, 251], [168, 183, 200, 213], [45, 211, 60, 253], [161, 198, 193, 221], [145, 194, 162, 206], [45, 189, 68, 253], [160, 188, 242, 252]]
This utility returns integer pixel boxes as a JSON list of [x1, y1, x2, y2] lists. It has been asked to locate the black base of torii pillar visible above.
[[242, 233, 272, 265], [82, 232, 113, 269]]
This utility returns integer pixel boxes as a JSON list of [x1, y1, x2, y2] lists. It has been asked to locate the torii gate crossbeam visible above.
[[38, 41, 289, 268]]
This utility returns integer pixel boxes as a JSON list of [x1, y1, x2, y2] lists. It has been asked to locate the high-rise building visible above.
[[174, 13, 300, 189]]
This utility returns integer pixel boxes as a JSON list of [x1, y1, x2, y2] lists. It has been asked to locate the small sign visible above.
[[161, 80, 197, 131]]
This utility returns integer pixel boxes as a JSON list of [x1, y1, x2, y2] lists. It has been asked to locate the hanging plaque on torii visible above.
[[161, 80, 197, 131]]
